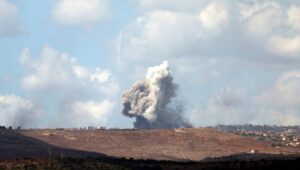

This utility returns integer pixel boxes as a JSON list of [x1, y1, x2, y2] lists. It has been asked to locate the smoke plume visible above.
[[121, 61, 192, 129]]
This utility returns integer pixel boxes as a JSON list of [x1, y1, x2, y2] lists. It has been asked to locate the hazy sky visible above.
[[1, 0, 300, 128]]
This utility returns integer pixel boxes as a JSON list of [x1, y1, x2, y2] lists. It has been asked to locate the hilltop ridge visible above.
[[19, 128, 285, 161]]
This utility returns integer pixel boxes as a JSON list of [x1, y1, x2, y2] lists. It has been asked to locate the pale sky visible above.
[[1, 0, 300, 128]]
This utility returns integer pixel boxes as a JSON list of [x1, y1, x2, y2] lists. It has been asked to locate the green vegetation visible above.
[[0, 158, 129, 170], [1, 156, 300, 170]]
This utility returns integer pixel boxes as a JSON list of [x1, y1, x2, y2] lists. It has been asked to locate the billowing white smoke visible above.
[[121, 61, 192, 129]]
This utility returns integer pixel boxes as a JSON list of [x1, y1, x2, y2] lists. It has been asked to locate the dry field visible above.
[[18, 128, 293, 161]]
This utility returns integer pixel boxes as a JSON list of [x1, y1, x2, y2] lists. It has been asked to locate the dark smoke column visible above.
[[121, 61, 192, 129]]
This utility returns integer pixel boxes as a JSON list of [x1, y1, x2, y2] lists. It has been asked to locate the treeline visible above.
[[1, 156, 300, 170], [0, 126, 21, 130]]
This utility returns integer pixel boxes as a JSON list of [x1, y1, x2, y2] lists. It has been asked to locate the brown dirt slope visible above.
[[20, 128, 284, 161], [0, 129, 107, 159]]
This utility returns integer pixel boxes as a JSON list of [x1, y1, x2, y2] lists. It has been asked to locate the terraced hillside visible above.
[[20, 128, 285, 161]]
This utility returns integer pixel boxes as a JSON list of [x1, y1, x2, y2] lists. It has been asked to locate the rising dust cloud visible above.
[[121, 61, 192, 129]]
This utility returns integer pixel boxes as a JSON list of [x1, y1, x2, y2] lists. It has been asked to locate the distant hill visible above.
[[209, 124, 300, 133], [18, 128, 286, 161]]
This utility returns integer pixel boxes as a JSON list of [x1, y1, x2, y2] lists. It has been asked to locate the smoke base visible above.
[[121, 61, 192, 129]]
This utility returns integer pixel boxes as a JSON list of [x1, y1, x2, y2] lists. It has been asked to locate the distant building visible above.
[[79, 127, 87, 130], [87, 126, 94, 130], [97, 126, 106, 130]]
